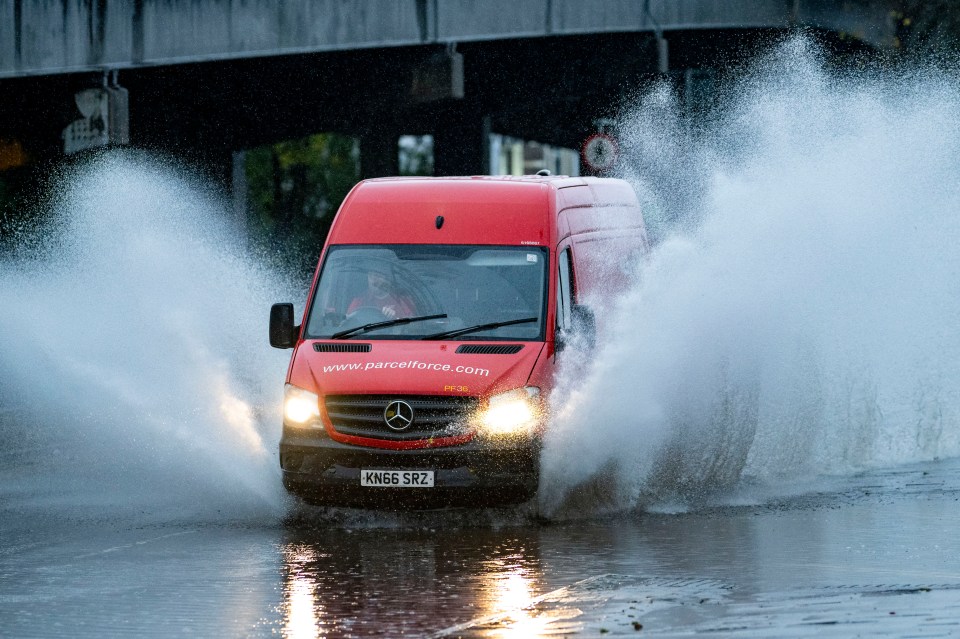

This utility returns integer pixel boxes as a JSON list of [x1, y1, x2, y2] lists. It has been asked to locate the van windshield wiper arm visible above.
[[331, 313, 447, 339], [423, 317, 539, 340]]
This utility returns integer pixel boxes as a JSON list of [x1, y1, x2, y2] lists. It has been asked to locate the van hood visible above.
[[290, 340, 545, 398]]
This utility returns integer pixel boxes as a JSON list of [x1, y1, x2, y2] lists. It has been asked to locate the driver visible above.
[[347, 265, 416, 320]]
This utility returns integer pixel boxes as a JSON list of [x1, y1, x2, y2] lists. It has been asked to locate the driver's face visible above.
[[367, 271, 391, 297]]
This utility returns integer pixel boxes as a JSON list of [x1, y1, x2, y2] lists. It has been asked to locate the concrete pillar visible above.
[[432, 112, 491, 177]]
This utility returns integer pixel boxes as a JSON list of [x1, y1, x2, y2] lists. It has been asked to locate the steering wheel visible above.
[[342, 306, 388, 325]]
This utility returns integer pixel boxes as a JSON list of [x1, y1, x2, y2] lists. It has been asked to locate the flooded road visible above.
[[2, 457, 959, 637]]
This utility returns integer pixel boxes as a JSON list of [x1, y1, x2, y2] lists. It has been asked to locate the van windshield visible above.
[[305, 245, 549, 340]]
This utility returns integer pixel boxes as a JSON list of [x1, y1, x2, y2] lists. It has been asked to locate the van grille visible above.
[[456, 344, 524, 354], [314, 342, 372, 353], [324, 395, 479, 441]]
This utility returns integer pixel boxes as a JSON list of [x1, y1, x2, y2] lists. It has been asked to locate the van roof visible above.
[[363, 174, 589, 188], [325, 175, 637, 247], [359, 175, 640, 205]]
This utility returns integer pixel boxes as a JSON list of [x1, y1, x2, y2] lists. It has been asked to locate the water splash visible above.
[[0, 153, 297, 522], [541, 38, 960, 517]]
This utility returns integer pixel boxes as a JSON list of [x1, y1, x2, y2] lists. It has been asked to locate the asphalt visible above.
[[2, 456, 959, 637]]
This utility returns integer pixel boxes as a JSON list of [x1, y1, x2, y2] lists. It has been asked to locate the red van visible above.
[[269, 174, 648, 506]]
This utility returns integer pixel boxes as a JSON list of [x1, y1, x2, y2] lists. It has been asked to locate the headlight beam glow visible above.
[[284, 384, 321, 426], [478, 387, 541, 436]]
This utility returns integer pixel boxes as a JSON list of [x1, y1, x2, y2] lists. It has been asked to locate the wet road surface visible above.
[[2, 458, 960, 637]]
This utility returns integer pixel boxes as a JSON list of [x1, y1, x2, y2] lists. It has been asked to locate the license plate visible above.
[[360, 469, 435, 488]]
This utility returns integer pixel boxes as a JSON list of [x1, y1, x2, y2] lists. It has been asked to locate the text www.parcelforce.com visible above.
[[321, 362, 490, 377]]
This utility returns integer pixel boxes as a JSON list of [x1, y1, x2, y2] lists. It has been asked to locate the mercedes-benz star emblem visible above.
[[383, 400, 414, 431]]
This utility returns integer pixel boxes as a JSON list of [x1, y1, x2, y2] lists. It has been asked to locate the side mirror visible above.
[[556, 304, 596, 353], [269, 303, 298, 349]]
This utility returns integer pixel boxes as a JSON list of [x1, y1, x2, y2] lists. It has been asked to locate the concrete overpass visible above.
[[1, 1, 894, 79], [0, 0, 896, 214]]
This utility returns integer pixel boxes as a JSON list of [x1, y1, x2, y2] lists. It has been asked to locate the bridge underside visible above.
[[0, 0, 894, 81], [0, 27, 872, 184]]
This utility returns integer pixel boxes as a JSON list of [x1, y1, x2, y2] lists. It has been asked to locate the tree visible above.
[[893, 1, 960, 54], [245, 133, 360, 276]]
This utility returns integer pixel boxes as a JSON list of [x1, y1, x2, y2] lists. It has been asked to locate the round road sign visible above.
[[581, 133, 619, 172]]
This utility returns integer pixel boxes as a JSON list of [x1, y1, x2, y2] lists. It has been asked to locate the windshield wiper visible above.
[[331, 313, 448, 339], [423, 317, 539, 340]]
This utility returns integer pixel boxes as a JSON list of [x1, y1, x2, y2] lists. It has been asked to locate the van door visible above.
[[556, 242, 597, 351], [555, 244, 575, 350]]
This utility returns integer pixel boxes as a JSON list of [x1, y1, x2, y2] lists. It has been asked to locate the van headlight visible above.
[[284, 384, 322, 427], [477, 387, 542, 436]]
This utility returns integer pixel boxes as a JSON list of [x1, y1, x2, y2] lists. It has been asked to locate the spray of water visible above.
[[0, 153, 297, 522], [540, 38, 960, 517], [6, 39, 959, 525]]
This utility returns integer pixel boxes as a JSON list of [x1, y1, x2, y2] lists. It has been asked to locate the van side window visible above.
[[557, 248, 573, 331]]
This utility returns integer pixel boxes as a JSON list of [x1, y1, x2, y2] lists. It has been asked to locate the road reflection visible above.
[[273, 465, 960, 637], [279, 518, 544, 637], [484, 571, 554, 636], [282, 545, 327, 639]]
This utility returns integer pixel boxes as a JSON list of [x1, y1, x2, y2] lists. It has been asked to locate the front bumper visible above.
[[280, 429, 540, 507]]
